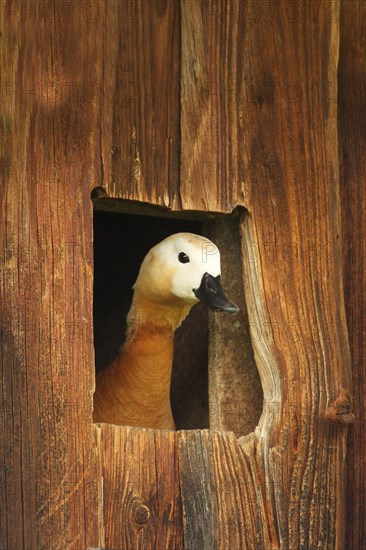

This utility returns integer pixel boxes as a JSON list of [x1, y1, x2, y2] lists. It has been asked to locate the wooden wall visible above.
[[0, 1, 363, 548]]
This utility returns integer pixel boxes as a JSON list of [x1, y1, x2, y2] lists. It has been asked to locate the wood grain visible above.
[[0, 0, 359, 548], [181, 0, 352, 547], [178, 430, 271, 549], [0, 2, 104, 548], [180, 0, 245, 212], [205, 214, 263, 437], [339, 2, 366, 547], [100, 424, 183, 549], [100, 0, 181, 208]]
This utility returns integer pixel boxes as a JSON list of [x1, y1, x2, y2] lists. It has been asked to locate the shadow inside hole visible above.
[[93, 209, 209, 429]]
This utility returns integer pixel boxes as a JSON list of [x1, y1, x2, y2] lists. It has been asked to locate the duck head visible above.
[[132, 232, 239, 316]]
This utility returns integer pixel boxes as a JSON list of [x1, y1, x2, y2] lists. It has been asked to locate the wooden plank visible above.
[[339, 2, 366, 547], [101, 427, 269, 550], [0, 2, 104, 548], [178, 430, 271, 549], [180, 0, 244, 212], [180, 1, 352, 548], [205, 215, 263, 437], [100, 424, 183, 549], [101, 0, 181, 208]]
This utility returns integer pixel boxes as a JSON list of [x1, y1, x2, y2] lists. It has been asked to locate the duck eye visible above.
[[178, 252, 190, 264]]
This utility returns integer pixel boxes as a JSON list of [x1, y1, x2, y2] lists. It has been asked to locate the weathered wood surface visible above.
[[0, 0, 359, 549], [206, 215, 263, 437], [180, 0, 242, 211], [0, 2, 104, 548], [99, 423, 270, 550], [100, 424, 183, 549], [178, 429, 270, 549], [339, 2, 366, 548], [101, 0, 181, 208], [180, 0, 352, 548]]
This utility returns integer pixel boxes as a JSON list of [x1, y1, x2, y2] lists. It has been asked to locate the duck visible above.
[[93, 232, 239, 430]]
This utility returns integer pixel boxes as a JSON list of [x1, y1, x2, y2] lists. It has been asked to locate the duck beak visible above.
[[193, 273, 240, 314]]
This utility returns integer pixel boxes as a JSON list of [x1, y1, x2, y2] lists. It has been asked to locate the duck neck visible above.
[[128, 292, 194, 332], [114, 295, 193, 428]]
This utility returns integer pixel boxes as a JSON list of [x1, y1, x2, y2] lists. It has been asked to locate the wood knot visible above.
[[326, 393, 355, 425], [132, 501, 150, 525]]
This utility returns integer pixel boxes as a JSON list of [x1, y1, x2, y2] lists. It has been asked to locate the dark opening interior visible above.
[[93, 206, 210, 429]]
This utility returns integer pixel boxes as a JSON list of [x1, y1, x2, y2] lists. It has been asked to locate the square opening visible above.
[[92, 194, 263, 434]]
